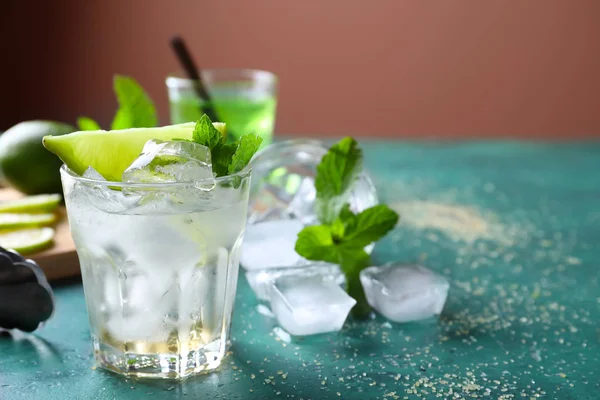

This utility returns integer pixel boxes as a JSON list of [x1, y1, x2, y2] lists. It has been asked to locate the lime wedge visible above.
[[0, 213, 56, 229], [0, 194, 62, 213], [42, 123, 226, 182], [0, 227, 55, 254]]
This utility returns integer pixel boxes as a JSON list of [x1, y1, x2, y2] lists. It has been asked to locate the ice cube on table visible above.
[[360, 264, 449, 323], [240, 220, 305, 270], [287, 177, 318, 225], [122, 140, 215, 189], [246, 262, 344, 301], [270, 275, 356, 336]]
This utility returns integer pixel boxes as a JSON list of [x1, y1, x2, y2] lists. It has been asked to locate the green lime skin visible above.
[[0, 121, 75, 194]]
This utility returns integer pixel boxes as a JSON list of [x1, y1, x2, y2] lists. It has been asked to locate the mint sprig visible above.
[[78, 75, 158, 131], [191, 114, 262, 178], [110, 75, 158, 129], [228, 134, 263, 175], [294, 137, 399, 318], [315, 137, 363, 224], [193, 115, 223, 149]]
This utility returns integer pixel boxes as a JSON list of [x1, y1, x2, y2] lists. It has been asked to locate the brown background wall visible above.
[[2, 0, 599, 138]]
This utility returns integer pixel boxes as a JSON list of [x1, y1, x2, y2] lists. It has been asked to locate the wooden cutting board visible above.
[[0, 188, 80, 281]]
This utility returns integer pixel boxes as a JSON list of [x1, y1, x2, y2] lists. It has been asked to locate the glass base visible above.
[[92, 334, 224, 380]]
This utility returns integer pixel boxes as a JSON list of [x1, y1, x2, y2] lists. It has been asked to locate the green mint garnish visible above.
[[193, 114, 223, 149], [76, 117, 101, 131], [77, 75, 158, 130], [212, 143, 238, 177], [228, 134, 263, 175], [110, 75, 158, 130], [315, 137, 363, 224], [191, 114, 262, 178], [294, 138, 399, 318]]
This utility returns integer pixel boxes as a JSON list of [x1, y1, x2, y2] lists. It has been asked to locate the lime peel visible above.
[[0, 213, 56, 230], [0, 194, 62, 213], [42, 123, 226, 182], [0, 227, 55, 254]]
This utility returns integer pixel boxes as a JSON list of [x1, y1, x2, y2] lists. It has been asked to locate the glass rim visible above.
[[250, 138, 328, 165], [60, 164, 251, 189], [165, 68, 278, 89]]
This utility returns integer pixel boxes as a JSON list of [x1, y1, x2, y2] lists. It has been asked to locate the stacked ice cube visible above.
[[241, 140, 450, 336], [240, 140, 377, 335]]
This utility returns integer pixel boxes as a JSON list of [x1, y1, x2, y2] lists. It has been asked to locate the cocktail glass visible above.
[[61, 165, 251, 379], [166, 69, 278, 146]]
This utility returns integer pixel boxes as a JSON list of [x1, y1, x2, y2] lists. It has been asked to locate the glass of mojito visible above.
[[166, 69, 278, 146], [46, 120, 258, 379]]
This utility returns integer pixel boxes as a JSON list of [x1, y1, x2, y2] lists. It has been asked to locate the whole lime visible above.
[[0, 121, 75, 194]]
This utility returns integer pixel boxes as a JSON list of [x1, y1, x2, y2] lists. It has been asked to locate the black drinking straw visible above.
[[170, 36, 221, 124]]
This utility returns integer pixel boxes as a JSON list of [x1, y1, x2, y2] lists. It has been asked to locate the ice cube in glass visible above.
[[122, 139, 215, 189]]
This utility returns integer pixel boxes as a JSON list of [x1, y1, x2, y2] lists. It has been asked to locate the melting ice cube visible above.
[[286, 177, 318, 225], [360, 264, 449, 323], [246, 262, 344, 301], [247, 140, 380, 227], [122, 140, 215, 189], [81, 167, 141, 214], [269, 276, 356, 336], [83, 166, 106, 180], [240, 220, 305, 270]]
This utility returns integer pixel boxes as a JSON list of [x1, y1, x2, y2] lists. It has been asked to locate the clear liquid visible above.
[[69, 195, 247, 379]]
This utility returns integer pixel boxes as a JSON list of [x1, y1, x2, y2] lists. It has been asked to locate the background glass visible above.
[[61, 166, 251, 379], [166, 69, 278, 147]]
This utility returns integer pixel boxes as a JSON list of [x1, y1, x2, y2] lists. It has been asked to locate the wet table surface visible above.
[[1, 140, 599, 400]]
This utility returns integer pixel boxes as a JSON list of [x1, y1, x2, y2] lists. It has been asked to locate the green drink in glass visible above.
[[167, 69, 278, 146]]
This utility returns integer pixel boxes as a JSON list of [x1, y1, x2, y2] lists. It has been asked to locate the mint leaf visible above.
[[315, 137, 363, 224], [296, 205, 398, 261], [110, 75, 157, 130], [212, 142, 238, 177], [189, 114, 261, 179], [228, 134, 262, 174], [294, 225, 339, 263], [340, 204, 399, 248], [77, 117, 101, 131], [110, 109, 132, 131], [294, 223, 374, 319], [193, 114, 223, 150]]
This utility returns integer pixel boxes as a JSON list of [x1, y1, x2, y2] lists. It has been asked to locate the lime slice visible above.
[[0, 194, 62, 213], [0, 213, 56, 229], [0, 227, 55, 254], [42, 123, 226, 182]]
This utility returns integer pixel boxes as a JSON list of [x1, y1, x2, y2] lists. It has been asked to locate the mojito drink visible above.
[[167, 69, 278, 146], [170, 93, 276, 145], [45, 119, 260, 379]]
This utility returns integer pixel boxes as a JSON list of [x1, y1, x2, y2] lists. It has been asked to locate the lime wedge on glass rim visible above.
[[42, 122, 226, 182], [0, 194, 62, 213], [0, 227, 55, 254], [0, 213, 56, 229]]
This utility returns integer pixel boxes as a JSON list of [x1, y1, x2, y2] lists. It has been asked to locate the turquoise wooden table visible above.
[[1, 141, 599, 400]]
